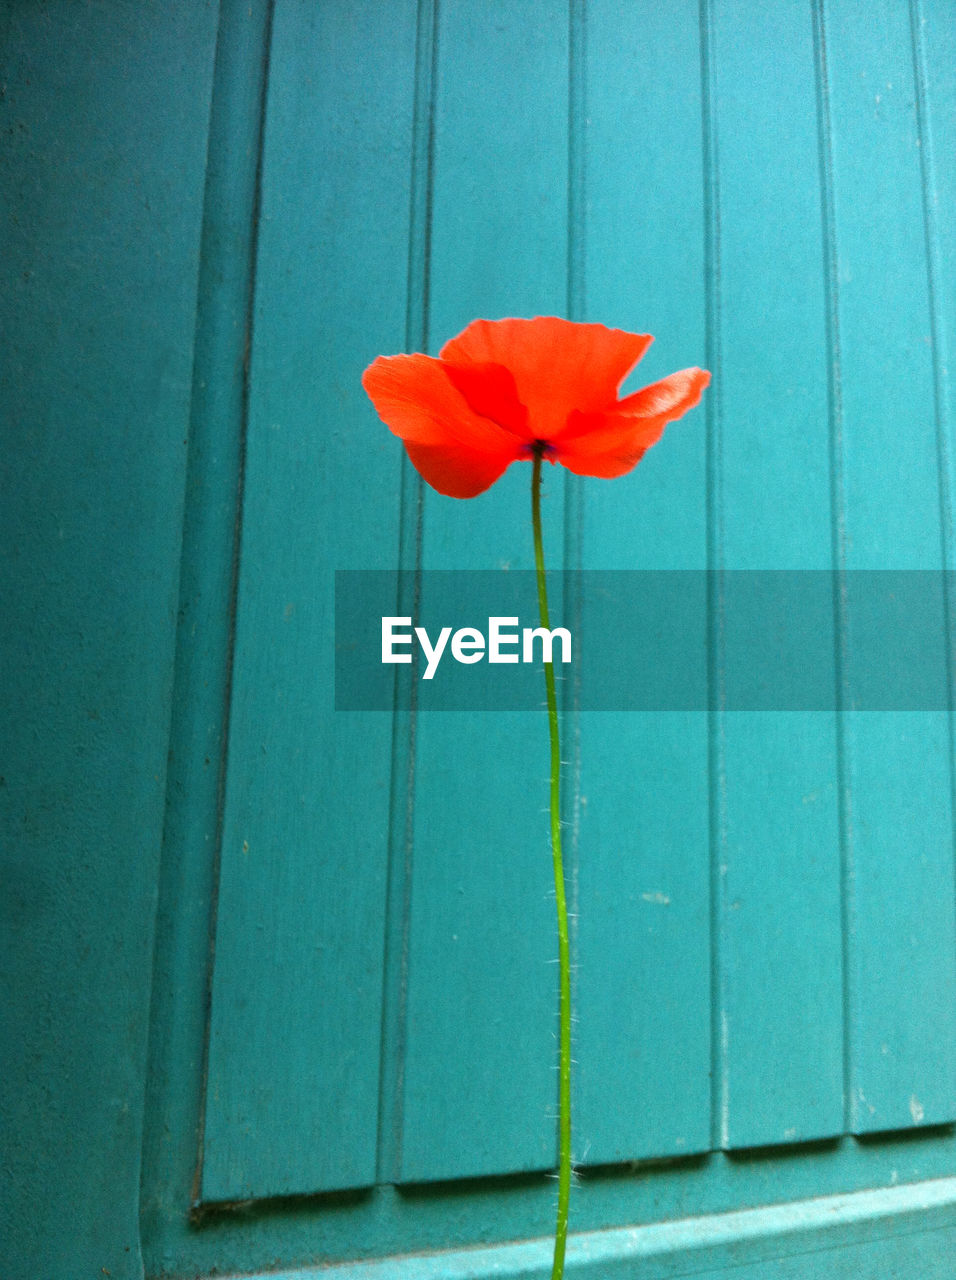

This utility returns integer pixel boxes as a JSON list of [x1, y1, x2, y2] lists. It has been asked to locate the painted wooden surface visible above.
[[5, 1, 956, 1278], [198, 0, 418, 1201], [0, 4, 219, 1279], [211, 1177, 956, 1279], [709, 0, 845, 1150], [398, 0, 569, 1184], [574, 0, 712, 1165], [823, 0, 956, 1135], [144, 0, 956, 1273]]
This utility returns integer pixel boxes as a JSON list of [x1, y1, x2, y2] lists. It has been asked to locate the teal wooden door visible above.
[[135, 0, 956, 1274]]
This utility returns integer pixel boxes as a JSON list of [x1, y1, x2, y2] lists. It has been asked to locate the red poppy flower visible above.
[[362, 316, 710, 498]]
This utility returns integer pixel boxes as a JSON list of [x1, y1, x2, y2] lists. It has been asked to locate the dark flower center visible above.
[[524, 438, 556, 460]]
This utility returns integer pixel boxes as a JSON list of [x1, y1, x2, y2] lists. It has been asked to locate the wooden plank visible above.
[[824, 0, 956, 1134], [573, 0, 712, 1164], [397, 0, 571, 1182], [256, 1177, 956, 1279], [200, 0, 418, 1200], [710, 0, 844, 1147], [141, 0, 281, 1237]]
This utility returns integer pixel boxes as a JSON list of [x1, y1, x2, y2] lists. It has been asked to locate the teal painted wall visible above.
[[0, 4, 219, 1278], [4, 2, 956, 1278]]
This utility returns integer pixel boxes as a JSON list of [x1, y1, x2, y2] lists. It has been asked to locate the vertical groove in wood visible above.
[[908, 0, 952, 567], [193, 0, 277, 1197], [566, 0, 586, 325], [699, 0, 726, 1152], [564, 0, 586, 1125], [376, 0, 438, 1185], [811, 0, 852, 1138], [406, 0, 438, 359]]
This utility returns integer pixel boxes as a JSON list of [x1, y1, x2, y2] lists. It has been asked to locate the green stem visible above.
[[531, 451, 572, 1280]]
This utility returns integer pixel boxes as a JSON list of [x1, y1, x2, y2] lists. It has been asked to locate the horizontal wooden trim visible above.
[[212, 1175, 956, 1278]]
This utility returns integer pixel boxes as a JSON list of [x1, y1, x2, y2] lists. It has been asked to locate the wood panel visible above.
[[397, 0, 571, 1182], [710, 0, 844, 1148], [573, 0, 712, 1164], [823, 0, 956, 1134], [137, 0, 956, 1273], [200, 0, 418, 1200]]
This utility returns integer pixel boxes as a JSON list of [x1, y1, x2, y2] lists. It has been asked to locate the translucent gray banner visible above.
[[334, 571, 952, 711]]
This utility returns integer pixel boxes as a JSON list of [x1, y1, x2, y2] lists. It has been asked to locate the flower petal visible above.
[[403, 439, 519, 498], [614, 366, 712, 422], [555, 367, 710, 478], [440, 317, 654, 440], [441, 360, 531, 439], [362, 353, 523, 497], [362, 352, 515, 449]]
